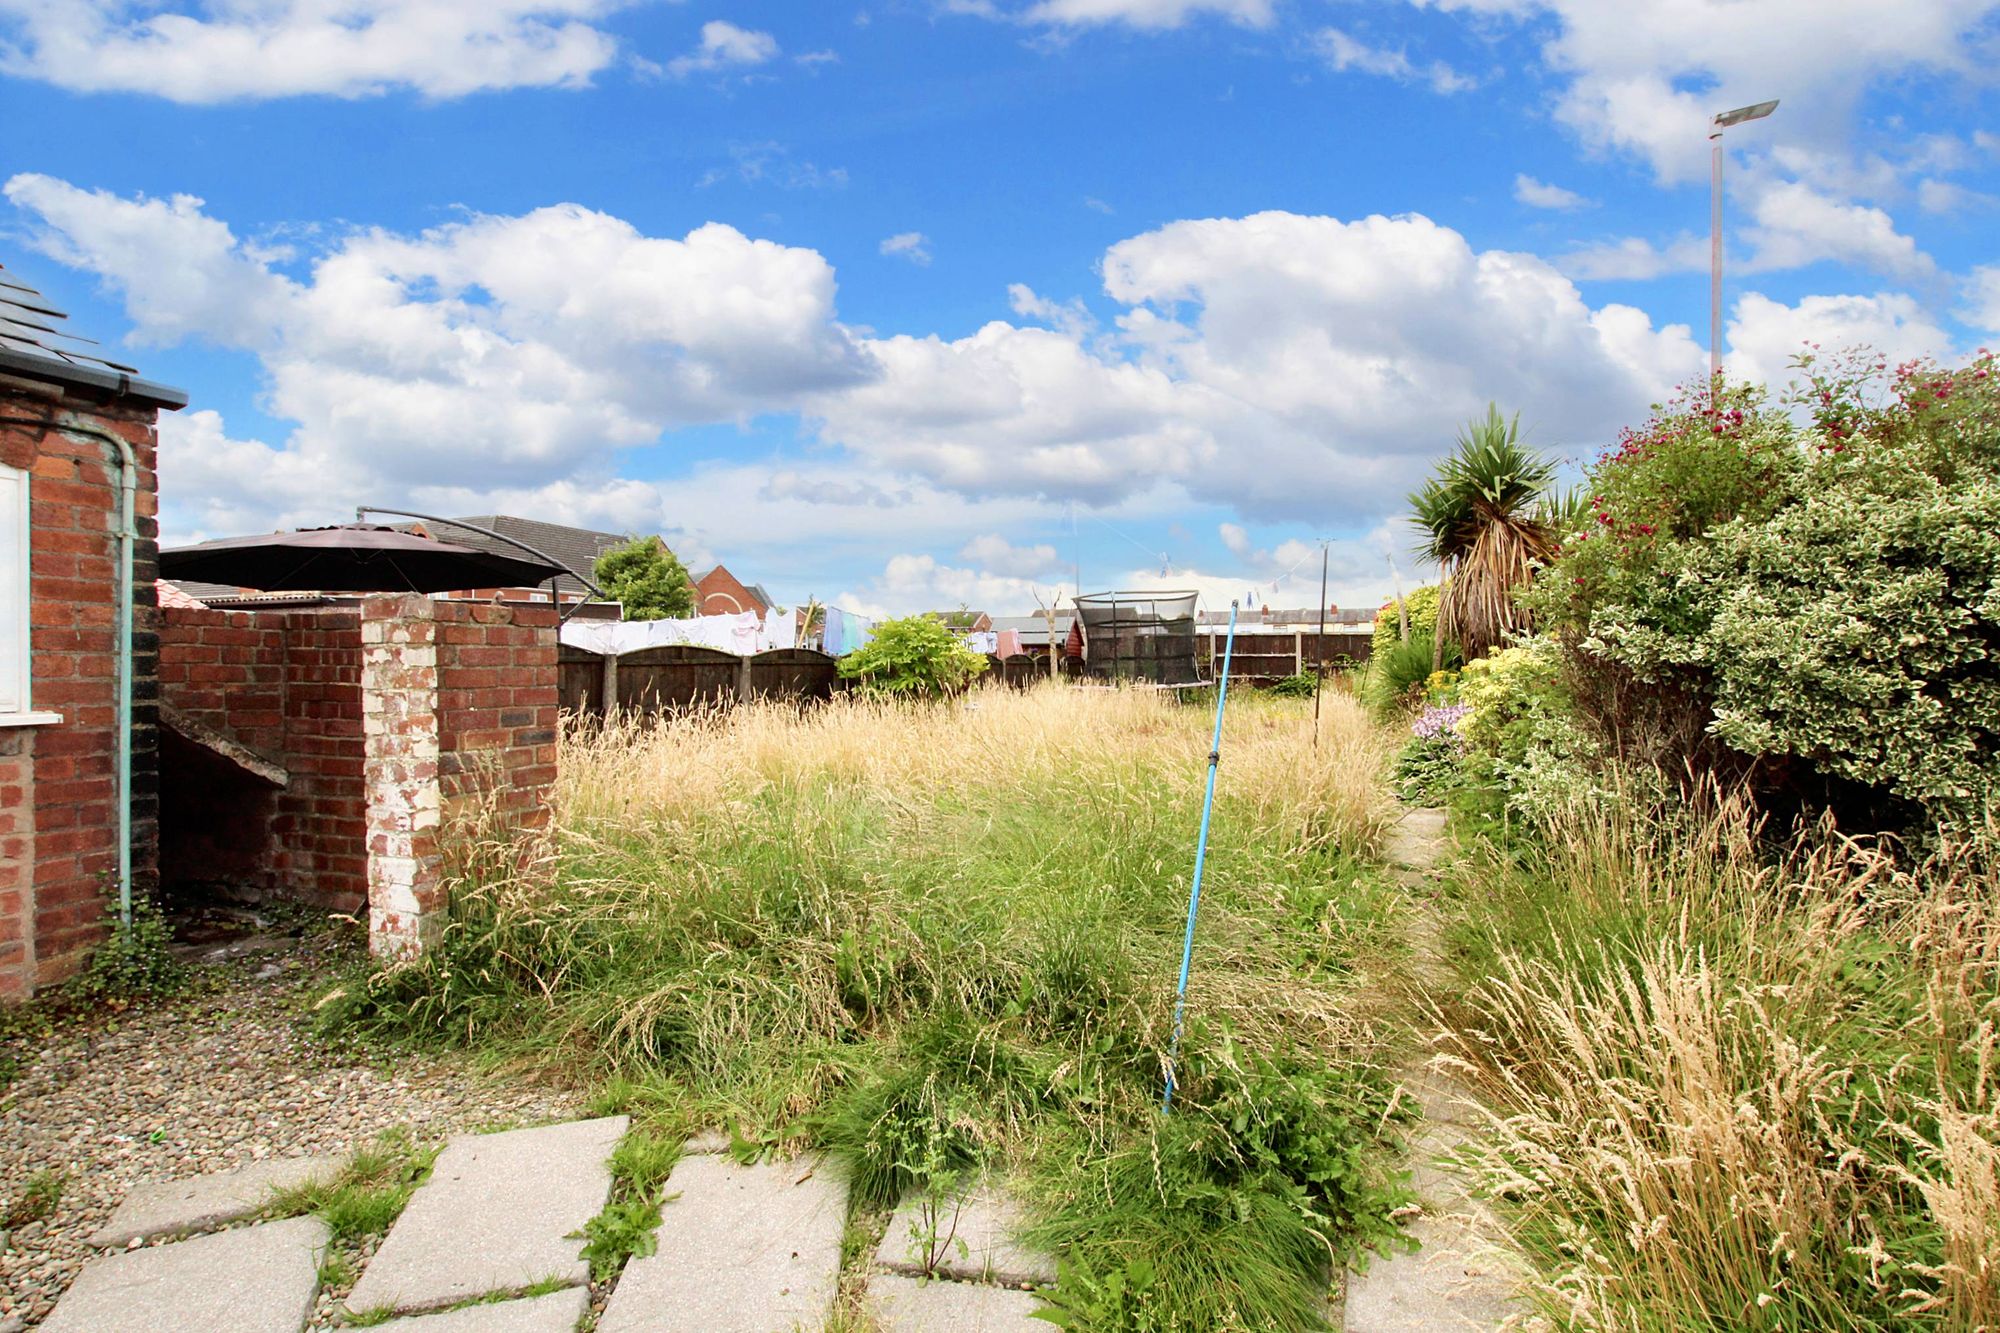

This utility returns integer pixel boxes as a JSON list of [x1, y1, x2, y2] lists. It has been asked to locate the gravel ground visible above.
[[0, 932, 579, 1329]]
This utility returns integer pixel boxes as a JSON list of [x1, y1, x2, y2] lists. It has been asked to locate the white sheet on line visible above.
[[559, 607, 796, 657]]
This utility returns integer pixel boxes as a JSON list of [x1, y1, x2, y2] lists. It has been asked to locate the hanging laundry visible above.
[[995, 629, 1023, 658]]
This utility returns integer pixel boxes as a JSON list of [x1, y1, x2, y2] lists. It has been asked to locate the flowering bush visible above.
[[1526, 348, 2000, 830], [1393, 703, 1470, 805]]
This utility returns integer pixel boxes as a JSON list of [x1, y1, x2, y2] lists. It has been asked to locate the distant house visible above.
[[693, 564, 775, 616], [1, 261, 187, 997], [403, 515, 632, 605]]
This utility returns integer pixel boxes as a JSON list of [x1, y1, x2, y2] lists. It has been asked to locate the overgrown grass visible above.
[[267, 1128, 439, 1242], [323, 684, 1413, 1329], [1436, 785, 2000, 1331]]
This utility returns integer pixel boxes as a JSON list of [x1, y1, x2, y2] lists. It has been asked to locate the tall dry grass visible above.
[[1438, 790, 2000, 1330], [558, 681, 1393, 860], [327, 681, 1414, 1329]]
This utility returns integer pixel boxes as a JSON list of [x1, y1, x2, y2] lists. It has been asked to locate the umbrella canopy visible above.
[[159, 525, 568, 594]]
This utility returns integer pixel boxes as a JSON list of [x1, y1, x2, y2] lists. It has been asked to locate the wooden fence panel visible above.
[[747, 648, 843, 700]]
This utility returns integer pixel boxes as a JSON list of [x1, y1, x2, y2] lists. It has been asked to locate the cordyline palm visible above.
[[1410, 404, 1561, 663]]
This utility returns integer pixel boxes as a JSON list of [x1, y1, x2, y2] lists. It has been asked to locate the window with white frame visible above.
[[0, 463, 31, 719]]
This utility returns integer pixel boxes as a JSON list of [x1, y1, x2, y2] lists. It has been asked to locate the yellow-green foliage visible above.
[[1372, 584, 1440, 659]]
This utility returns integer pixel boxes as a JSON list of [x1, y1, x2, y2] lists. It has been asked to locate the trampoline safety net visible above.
[[1074, 590, 1201, 685]]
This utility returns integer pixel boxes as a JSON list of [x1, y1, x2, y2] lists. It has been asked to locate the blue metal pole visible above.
[[1163, 599, 1239, 1112]]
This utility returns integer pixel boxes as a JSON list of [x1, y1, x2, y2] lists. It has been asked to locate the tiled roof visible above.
[[0, 261, 186, 408], [406, 515, 632, 597]]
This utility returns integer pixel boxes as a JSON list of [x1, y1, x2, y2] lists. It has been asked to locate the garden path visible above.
[[38, 1121, 1049, 1332], [1340, 808, 1539, 1332]]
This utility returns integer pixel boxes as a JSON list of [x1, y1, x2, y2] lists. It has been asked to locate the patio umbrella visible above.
[[159, 525, 567, 594]]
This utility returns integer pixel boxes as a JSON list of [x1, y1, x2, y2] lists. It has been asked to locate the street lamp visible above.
[[1710, 98, 1779, 388]]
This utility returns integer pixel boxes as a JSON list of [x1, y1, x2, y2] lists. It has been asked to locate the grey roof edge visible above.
[[0, 345, 188, 410]]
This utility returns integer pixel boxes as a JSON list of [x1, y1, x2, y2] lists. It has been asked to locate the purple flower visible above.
[[1411, 703, 1471, 742]]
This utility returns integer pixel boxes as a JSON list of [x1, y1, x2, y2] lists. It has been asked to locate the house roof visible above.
[[0, 262, 186, 409], [691, 564, 775, 612], [403, 515, 632, 597]]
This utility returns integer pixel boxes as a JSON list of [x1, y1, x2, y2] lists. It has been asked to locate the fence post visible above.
[[1294, 632, 1303, 677], [736, 653, 754, 701], [600, 651, 619, 716]]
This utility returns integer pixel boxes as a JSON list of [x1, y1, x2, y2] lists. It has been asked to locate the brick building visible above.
[[0, 264, 185, 998], [692, 563, 773, 616], [155, 595, 558, 958]]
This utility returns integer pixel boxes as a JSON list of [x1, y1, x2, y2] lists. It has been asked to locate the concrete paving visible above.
[[598, 1154, 846, 1333], [867, 1273, 1046, 1331], [1342, 807, 1532, 1332], [41, 1215, 328, 1333], [875, 1188, 1055, 1287], [90, 1155, 343, 1248], [367, 1287, 592, 1332], [346, 1116, 627, 1316]]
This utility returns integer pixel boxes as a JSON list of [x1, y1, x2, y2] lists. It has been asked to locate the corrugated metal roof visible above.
[[0, 261, 186, 408]]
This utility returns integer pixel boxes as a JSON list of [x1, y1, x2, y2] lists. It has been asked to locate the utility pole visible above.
[[1709, 99, 1779, 388]]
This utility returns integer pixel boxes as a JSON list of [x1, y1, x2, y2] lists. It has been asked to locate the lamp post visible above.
[[1710, 99, 1779, 388]]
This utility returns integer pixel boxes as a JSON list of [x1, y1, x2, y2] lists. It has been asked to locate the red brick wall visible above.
[[157, 607, 368, 911], [695, 565, 767, 616], [433, 601, 558, 827], [0, 378, 161, 998]]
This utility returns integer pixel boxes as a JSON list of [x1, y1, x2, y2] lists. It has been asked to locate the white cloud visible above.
[[957, 534, 1064, 577], [1312, 27, 1474, 94], [1514, 174, 1592, 210], [0, 0, 626, 102], [816, 210, 1702, 519], [5, 174, 874, 537], [1958, 266, 2000, 333], [1725, 290, 1955, 390], [15, 180, 1717, 550], [1741, 181, 1936, 281], [666, 19, 779, 77], [948, 0, 1275, 30], [1557, 233, 1707, 281], [1917, 178, 1995, 215], [880, 232, 933, 266], [1413, 0, 2000, 186], [698, 142, 848, 190]]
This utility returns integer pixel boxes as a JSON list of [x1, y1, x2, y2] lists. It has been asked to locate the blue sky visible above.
[[3, 0, 1997, 617]]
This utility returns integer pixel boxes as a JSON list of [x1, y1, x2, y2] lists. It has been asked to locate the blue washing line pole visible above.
[[1163, 599, 1239, 1112]]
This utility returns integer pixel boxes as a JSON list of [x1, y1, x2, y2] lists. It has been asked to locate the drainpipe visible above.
[[2, 413, 140, 929], [110, 431, 137, 930]]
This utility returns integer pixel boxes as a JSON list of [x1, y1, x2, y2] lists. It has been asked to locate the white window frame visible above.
[[0, 463, 63, 728]]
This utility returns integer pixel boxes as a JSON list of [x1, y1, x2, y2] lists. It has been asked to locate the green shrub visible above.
[[1266, 673, 1317, 698], [67, 893, 183, 1003], [1371, 584, 1440, 660], [594, 536, 696, 621], [837, 615, 990, 698], [1525, 351, 2000, 830], [1361, 631, 1458, 718]]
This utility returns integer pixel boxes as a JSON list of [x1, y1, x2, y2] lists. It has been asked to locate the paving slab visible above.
[[598, 1153, 845, 1333], [41, 1214, 328, 1333], [867, 1273, 1046, 1332], [1344, 809, 1535, 1332], [346, 1116, 627, 1315], [368, 1287, 591, 1332], [91, 1155, 343, 1247], [875, 1187, 1055, 1287]]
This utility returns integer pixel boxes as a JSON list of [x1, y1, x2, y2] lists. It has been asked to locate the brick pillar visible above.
[[360, 595, 443, 959]]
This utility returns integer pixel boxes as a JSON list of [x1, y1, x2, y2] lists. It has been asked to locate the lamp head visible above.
[[1713, 99, 1779, 128]]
